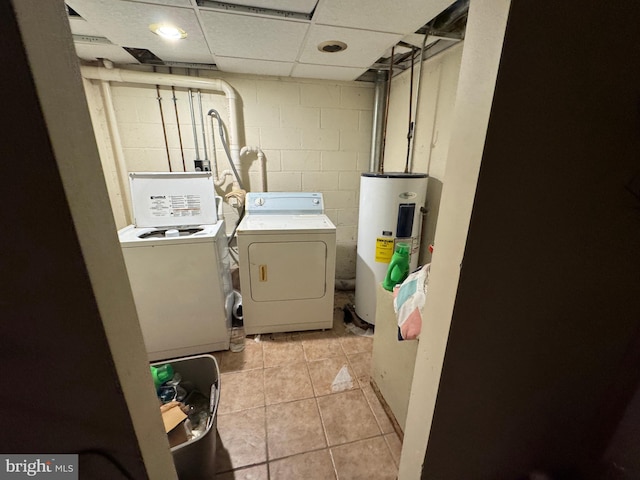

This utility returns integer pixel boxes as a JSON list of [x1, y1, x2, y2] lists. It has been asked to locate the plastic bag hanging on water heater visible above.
[[394, 264, 430, 341]]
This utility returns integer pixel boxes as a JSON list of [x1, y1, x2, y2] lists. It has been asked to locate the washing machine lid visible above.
[[118, 221, 224, 247], [129, 172, 217, 228], [237, 214, 335, 235], [245, 192, 325, 215]]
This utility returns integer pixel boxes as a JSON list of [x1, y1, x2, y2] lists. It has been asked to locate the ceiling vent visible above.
[[317, 41, 347, 53]]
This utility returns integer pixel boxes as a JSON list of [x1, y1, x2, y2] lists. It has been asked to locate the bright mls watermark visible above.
[[1, 455, 77, 479]]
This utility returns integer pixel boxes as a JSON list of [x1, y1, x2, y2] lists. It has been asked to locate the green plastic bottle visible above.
[[150, 364, 174, 389], [382, 242, 410, 291]]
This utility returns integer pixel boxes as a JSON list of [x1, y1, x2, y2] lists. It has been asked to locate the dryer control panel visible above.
[[246, 192, 324, 215]]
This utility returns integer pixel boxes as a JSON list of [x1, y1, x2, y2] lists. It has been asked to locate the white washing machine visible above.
[[118, 172, 232, 361], [237, 192, 336, 335]]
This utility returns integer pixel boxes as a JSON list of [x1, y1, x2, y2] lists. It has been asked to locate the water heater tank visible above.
[[355, 172, 428, 324]]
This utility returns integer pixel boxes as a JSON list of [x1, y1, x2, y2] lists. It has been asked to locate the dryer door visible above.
[[248, 241, 327, 301]]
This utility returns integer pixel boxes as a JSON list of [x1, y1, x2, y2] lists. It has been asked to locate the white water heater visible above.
[[355, 173, 428, 324]]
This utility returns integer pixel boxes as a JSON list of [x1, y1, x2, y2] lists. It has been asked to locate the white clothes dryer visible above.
[[118, 172, 232, 361], [237, 192, 336, 335]]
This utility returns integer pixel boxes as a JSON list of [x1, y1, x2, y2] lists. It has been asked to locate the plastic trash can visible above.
[[152, 354, 220, 479]]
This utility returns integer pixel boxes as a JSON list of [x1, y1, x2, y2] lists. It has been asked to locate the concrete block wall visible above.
[[85, 69, 374, 279]]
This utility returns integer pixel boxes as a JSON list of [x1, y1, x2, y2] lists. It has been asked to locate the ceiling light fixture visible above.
[[318, 41, 347, 53], [149, 23, 187, 40]]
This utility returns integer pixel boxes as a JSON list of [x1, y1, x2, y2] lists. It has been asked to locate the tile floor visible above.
[[211, 292, 402, 479]]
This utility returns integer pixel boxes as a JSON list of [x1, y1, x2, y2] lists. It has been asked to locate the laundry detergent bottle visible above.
[[150, 364, 174, 389], [382, 242, 410, 291]]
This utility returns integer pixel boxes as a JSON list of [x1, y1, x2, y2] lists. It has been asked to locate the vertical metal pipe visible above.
[[369, 70, 388, 173], [169, 67, 186, 171], [187, 89, 200, 161], [152, 66, 172, 171], [209, 114, 220, 180], [408, 28, 430, 174], [380, 46, 395, 174], [404, 47, 416, 173], [155, 84, 172, 172], [197, 90, 209, 162]]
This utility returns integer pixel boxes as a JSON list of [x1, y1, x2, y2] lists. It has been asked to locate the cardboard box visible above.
[[167, 422, 189, 448], [160, 401, 190, 447], [160, 401, 187, 433]]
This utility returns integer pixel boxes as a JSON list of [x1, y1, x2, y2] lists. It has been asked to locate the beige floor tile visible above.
[[263, 341, 305, 368], [218, 369, 265, 414], [215, 293, 405, 476], [302, 332, 345, 361], [307, 356, 357, 396], [361, 383, 395, 434], [212, 351, 226, 371], [266, 398, 326, 460], [384, 432, 403, 466], [317, 389, 380, 446], [331, 437, 398, 480], [347, 351, 372, 387], [300, 329, 337, 341], [216, 341, 264, 373], [216, 407, 267, 472], [269, 449, 336, 480], [215, 463, 268, 480], [339, 333, 373, 355], [264, 363, 314, 405]]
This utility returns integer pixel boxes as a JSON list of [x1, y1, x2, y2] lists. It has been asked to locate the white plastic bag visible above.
[[393, 264, 430, 340]]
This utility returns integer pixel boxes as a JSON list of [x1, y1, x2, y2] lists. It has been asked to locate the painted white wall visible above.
[[83, 71, 373, 279], [398, 1, 512, 478]]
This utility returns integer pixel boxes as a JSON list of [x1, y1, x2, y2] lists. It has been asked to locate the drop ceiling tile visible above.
[[200, 11, 308, 61], [74, 43, 139, 64], [313, 0, 455, 35], [69, 16, 106, 36], [298, 24, 401, 68], [291, 63, 366, 82], [219, 0, 318, 14], [66, 0, 214, 63], [216, 56, 293, 76]]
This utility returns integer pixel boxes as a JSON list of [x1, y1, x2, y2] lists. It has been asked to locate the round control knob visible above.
[[254, 197, 265, 206], [313, 198, 320, 205]]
